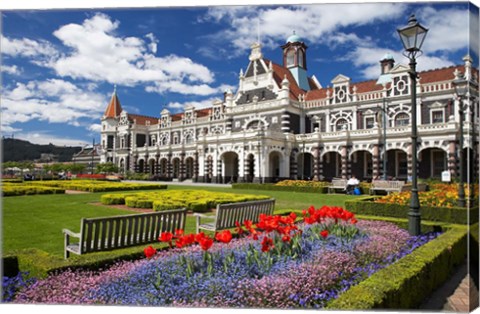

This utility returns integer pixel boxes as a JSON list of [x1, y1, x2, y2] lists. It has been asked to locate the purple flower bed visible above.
[[9, 220, 440, 308]]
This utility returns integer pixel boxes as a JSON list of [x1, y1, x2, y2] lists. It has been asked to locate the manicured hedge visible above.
[[2, 180, 167, 194], [2, 185, 66, 196], [232, 183, 328, 194], [327, 226, 468, 310], [101, 190, 271, 213], [345, 196, 477, 225]]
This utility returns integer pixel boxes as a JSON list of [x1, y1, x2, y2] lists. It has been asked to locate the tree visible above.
[[67, 164, 86, 174], [96, 162, 119, 174]]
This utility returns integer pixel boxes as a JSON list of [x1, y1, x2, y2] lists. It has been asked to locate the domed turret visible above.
[[280, 31, 310, 91], [286, 31, 302, 44]]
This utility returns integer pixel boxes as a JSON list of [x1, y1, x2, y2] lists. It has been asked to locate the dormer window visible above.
[[286, 50, 295, 67], [298, 50, 304, 68]]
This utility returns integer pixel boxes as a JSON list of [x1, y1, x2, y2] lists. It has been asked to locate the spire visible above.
[[104, 86, 122, 118]]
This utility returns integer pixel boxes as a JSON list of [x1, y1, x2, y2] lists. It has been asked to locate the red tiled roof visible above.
[[304, 65, 472, 102], [196, 108, 211, 118], [104, 92, 122, 118], [270, 61, 305, 100], [419, 65, 464, 84], [128, 114, 159, 125]]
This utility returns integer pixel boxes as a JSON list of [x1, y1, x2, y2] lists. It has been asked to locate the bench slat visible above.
[[64, 209, 187, 259], [196, 199, 274, 233]]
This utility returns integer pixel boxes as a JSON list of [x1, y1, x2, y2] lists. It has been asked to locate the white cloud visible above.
[[1, 79, 106, 131], [346, 46, 455, 80], [43, 13, 221, 95], [1, 65, 21, 75], [88, 123, 102, 132], [417, 6, 470, 54], [200, 3, 408, 58], [1, 35, 58, 59], [145, 33, 158, 53], [167, 97, 222, 111]]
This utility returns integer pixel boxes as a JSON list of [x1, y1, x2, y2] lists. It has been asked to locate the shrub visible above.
[[326, 227, 467, 309], [103, 190, 270, 212], [345, 196, 477, 225]]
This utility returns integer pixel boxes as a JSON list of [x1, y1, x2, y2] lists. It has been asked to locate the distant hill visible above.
[[2, 138, 82, 162]]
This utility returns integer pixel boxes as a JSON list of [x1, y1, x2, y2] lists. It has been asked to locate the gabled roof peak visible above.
[[104, 87, 122, 118]]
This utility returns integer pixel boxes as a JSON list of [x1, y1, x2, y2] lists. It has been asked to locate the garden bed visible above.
[[233, 180, 371, 195], [100, 190, 271, 212], [4, 207, 460, 309], [345, 196, 478, 225], [1, 180, 167, 196]]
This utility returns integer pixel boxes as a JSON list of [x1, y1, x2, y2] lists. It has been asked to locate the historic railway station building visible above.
[[100, 34, 479, 183]]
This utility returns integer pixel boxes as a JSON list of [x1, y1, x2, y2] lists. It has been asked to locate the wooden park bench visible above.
[[370, 180, 405, 195], [328, 178, 347, 194], [194, 199, 275, 234], [63, 208, 187, 259]]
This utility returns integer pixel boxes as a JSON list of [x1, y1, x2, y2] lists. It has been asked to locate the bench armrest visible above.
[[63, 228, 81, 238], [193, 213, 214, 219], [194, 213, 215, 233]]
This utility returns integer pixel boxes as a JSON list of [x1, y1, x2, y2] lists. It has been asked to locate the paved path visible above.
[[420, 262, 479, 312]]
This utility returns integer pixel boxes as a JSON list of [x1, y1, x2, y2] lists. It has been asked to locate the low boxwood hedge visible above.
[[327, 226, 468, 310], [2, 185, 66, 196], [345, 196, 477, 225], [233, 183, 328, 194], [101, 190, 271, 213]]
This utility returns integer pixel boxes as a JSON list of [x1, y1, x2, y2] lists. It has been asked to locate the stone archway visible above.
[[172, 158, 180, 179], [419, 148, 447, 179], [222, 152, 239, 183], [350, 150, 373, 181], [322, 152, 341, 180], [268, 151, 283, 182], [137, 159, 145, 173], [386, 149, 407, 180], [185, 157, 194, 179], [297, 152, 313, 180]]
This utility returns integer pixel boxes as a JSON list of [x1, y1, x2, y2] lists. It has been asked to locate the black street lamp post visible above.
[[453, 77, 467, 207], [397, 14, 428, 236]]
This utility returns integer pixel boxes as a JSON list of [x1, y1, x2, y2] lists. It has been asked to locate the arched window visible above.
[[286, 50, 295, 67], [394, 112, 410, 126], [335, 118, 348, 131]]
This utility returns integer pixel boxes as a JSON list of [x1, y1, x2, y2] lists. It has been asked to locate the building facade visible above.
[[100, 34, 479, 183]]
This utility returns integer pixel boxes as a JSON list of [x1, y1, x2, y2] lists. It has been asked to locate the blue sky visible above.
[[1, 0, 478, 147]]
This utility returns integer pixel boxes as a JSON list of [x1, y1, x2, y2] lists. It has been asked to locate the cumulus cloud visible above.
[[2, 13, 224, 97], [199, 3, 408, 58], [1, 79, 106, 131], [1, 35, 59, 60], [167, 97, 222, 111], [19, 12, 221, 96], [1, 65, 21, 75]]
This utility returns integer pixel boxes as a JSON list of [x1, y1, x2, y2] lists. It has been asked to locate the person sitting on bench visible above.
[[346, 175, 359, 195]]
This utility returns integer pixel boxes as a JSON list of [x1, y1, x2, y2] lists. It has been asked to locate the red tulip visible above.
[[215, 230, 233, 243], [143, 245, 156, 258], [195, 232, 206, 243], [159, 232, 173, 243], [320, 230, 329, 238], [261, 237, 274, 252], [199, 236, 214, 251]]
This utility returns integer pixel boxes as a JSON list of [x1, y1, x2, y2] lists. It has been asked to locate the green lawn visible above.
[[2, 185, 358, 271]]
